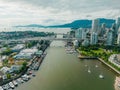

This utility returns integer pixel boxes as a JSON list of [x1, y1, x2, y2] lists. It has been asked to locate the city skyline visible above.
[[0, 0, 120, 26]]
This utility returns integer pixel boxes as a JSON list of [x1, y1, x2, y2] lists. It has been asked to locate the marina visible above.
[[0, 47, 47, 90]]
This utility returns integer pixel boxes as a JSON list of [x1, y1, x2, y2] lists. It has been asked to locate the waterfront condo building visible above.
[[99, 23, 106, 37], [116, 17, 120, 34], [117, 34, 120, 45], [75, 28, 83, 40], [117, 27, 120, 45], [91, 19, 100, 34], [90, 32, 98, 45], [106, 29, 113, 46]]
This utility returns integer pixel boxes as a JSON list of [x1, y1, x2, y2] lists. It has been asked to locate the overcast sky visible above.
[[0, 0, 120, 25]]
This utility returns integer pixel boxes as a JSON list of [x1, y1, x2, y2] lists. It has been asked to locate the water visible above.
[[15, 40, 116, 90], [0, 27, 70, 34]]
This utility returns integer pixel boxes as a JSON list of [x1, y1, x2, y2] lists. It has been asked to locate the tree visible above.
[[6, 73, 11, 79], [2, 48, 12, 55]]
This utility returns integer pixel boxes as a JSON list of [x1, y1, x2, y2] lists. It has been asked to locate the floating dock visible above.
[[78, 55, 97, 59]]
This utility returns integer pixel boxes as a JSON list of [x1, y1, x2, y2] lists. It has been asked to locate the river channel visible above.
[[15, 40, 118, 90]]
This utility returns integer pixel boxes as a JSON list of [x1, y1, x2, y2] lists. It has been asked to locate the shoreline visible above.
[[0, 40, 50, 87], [98, 58, 120, 75], [77, 49, 120, 75], [78, 55, 97, 59]]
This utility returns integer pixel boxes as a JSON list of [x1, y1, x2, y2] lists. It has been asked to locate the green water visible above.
[[16, 41, 116, 90]]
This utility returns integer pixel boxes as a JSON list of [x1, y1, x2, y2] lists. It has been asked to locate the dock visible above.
[[78, 55, 97, 60]]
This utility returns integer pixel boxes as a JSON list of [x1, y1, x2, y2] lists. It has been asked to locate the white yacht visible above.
[[95, 65, 98, 68], [0, 86, 3, 90], [88, 67, 91, 73], [99, 74, 104, 79], [12, 80, 18, 86], [9, 82, 15, 89], [85, 65, 88, 67]]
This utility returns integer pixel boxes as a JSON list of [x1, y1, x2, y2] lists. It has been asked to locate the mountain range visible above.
[[15, 18, 115, 29]]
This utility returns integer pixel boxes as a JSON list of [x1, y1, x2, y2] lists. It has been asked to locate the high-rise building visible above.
[[90, 32, 98, 45], [116, 17, 120, 34], [111, 23, 117, 44], [106, 29, 113, 46], [111, 23, 117, 36], [117, 34, 120, 45], [75, 28, 82, 39], [73, 40, 79, 48], [117, 27, 120, 45], [75, 28, 86, 40], [82, 38, 89, 46], [92, 19, 99, 34], [82, 29, 87, 40], [118, 26, 120, 33], [100, 23, 106, 36]]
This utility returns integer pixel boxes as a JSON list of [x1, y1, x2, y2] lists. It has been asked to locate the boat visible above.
[[85, 65, 88, 67], [99, 74, 104, 79], [88, 67, 91, 73], [12, 80, 18, 86], [0, 86, 3, 90], [2, 84, 10, 90], [22, 74, 29, 81], [9, 82, 15, 89], [95, 65, 98, 68], [32, 74, 36, 77]]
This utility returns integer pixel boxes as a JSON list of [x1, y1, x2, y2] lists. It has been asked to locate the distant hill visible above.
[[15, 18, 115, 29], [49, 18, 115, 28], [48, 20, 92, 28], [99, 18, 115, 28], [15, 24, 45, 28]]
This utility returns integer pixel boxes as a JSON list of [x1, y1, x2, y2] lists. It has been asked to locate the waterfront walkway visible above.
[[98, 58, 120, 75]]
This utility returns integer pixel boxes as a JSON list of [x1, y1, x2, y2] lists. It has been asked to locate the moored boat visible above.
[[13, 80, 18, 86], [88, 67, 91, 73], [99, 74, 104, 79], [9, 82, 15, 89]]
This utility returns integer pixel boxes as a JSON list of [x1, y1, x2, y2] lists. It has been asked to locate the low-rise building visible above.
[[109, 54, 120, 68], [73, 40, 79, 47], [0, 67, 10, 74], [11, 44, 25, 52], [0, 47, 7, 54], [82, 38, 89, 46], [35, 50, 43, 57], [9, 65, 22, 73], [14, 48, 38, 60], [0, 71, 4, 80]]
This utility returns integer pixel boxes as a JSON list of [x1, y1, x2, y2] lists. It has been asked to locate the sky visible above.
[[0, 0, 120, 26]]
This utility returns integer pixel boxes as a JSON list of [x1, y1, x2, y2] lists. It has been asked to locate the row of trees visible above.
[[79, 45, 113, 62]]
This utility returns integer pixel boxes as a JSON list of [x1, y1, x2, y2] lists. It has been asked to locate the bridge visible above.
[[0, 37, 77, 42], [54, 33, 65, 35]]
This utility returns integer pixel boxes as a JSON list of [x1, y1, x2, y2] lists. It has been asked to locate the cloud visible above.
[[0, 0, 120, 25], [3, 0, 120, 12]]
